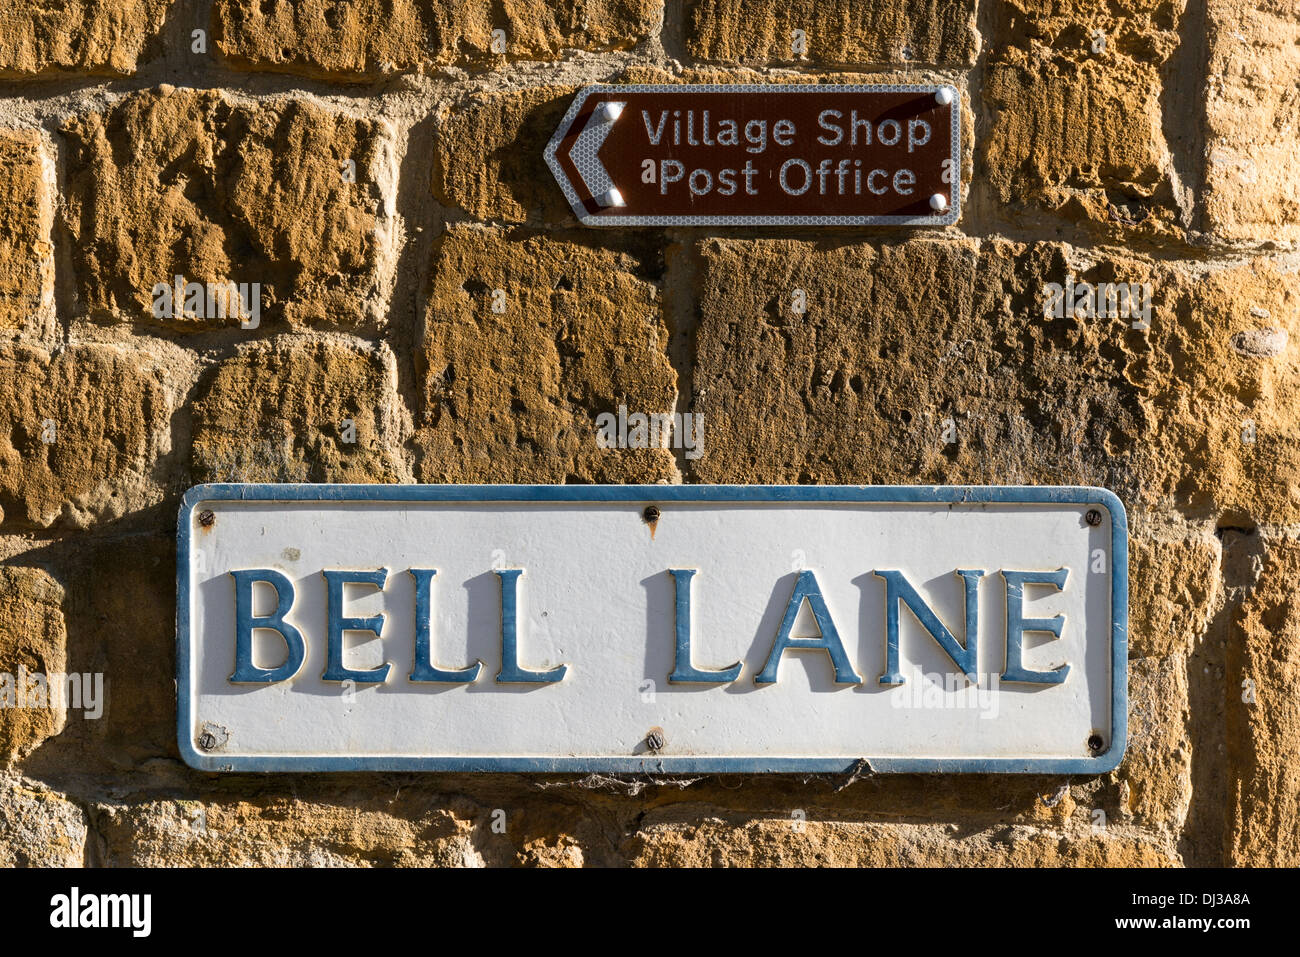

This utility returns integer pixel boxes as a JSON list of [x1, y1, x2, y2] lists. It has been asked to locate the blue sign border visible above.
[[177, 484, 1128, 775]]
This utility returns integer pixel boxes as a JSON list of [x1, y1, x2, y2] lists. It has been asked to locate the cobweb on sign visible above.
[[535, 774, 705, 796], [532, 758, 875, 796]]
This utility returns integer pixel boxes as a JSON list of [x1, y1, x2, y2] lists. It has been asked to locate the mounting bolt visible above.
[[1085, 509, 1102, 527], [1087, 732, 1105, 754], [596, 101, 625, 123], [645, 727, 666, 752], [198, 731, 217, 751], [198, 509, 215, 528], [935, 87, 954, 106], [596, 186, 626, 208], [929, 193, 949, 212], [643, 505, 661, 524]]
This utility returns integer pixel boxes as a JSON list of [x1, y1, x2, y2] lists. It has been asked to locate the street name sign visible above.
[[544, 84, 961, 227], [177, 485, 1127, 774]]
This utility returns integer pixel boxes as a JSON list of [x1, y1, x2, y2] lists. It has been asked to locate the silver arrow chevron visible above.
[[569, 100, 626, 208]]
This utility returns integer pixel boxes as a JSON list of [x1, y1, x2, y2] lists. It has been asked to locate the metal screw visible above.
[[1085, 509, 1102, 527], [642, 505, 660, 524], [645, 726, 666, 752], [1087, 733, 1105, 754], [198, 731, 217, 751], [198, 509, 215, 528]]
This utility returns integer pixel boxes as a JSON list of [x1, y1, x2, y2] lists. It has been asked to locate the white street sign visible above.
[[177, 485, 1127, 773]]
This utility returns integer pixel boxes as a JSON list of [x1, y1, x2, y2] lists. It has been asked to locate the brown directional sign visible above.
[[544, 84, 960, 227]]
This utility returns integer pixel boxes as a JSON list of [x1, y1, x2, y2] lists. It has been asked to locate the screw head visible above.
[[929, 193, 949, 212], [1085, 509, 1103, 527], [198, 731, 217, 751], [596, 186, 626, 208], [597, 101, 625, 123], [198, 509, 215, 528], [645, 727, 666, 752], [642, 505, 660, 524], [1087, 732, 1105, 754], [935, 87, 954, 106]]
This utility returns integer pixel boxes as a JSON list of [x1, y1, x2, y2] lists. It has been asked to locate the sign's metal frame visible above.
[[544, 84, 963, 227], [177, 484, 1128, 775]]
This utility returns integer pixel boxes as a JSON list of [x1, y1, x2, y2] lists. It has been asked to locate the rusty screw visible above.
[[1085, 509, 1102, 527], [1087, 733, 1105, 754], [642, 505, 661, 524], [645, 727, 666, 752], [198, 509, 215, 528], [198, 731, 217, 751]]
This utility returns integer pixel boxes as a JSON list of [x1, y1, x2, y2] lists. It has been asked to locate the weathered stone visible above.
[[1138, 258, 1300, 523], [1228, 535, 1300, 865], [0, 775, 85, 866], [690, 237, 1142, 489], [98, 794, 485, 866], [495, 0, 660, 59], [619, 64, 953, 87], [15, 534, 176, 774], [0, 566, 66, 763], [1230, 327, 1288, 358], [213, 0, 660, 77], [983, 0, 1187, 236], [686, 0, 979, 67], [1115, 655, 1192, 830], [0, 0, 169, 78], [1202, 1, 1300, 245], [433, 85, 579, 225], [416, 227, 678, 483], [192, 336, 407, 483], [517, 835, 584, 867], [0, 343, 177, 528], [690, 238, 1300, 523], [213, 0, 429, 78], [0, 130, 52, 333], [62, 88, 391, 331], [626, 811, 1178, 866], [1128, 536, 1220, 658]]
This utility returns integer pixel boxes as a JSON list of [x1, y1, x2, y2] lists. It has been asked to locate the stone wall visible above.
[[0, 0, 1296, 867]]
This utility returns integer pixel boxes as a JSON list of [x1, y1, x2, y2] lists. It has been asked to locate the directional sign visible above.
[[177, 484, 1127, 774], [544, 84, 961, 227]]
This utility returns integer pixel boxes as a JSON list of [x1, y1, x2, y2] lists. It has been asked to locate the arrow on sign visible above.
[[570, 100, 628, 208], [544, 84, 961, 228]]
